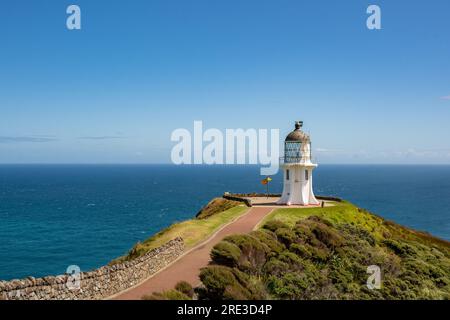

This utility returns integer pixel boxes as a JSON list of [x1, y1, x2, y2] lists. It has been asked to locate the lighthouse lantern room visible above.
[[277, 121, 320, 206]]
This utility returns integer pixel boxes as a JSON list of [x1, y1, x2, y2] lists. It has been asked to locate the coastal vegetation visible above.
[[142, 281, 195, 300], [195, 198, 243, 219], [111, 199, 246, 264], [149, 201, 450, 300]]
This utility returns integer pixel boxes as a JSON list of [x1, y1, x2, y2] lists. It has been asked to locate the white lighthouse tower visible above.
[[278, 121, 320, 206]]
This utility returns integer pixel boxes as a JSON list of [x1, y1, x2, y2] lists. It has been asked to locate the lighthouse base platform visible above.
[[250, 196, 333, 208]]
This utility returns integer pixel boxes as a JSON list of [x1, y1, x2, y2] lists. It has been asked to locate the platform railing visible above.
[[279, 156, 317, 164]]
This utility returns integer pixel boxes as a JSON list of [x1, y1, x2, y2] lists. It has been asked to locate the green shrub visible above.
[[142, 289, 191, 300], [263, 257, 290, 276], [266, 272, 317, 299], [250, 230, 285, 254], [262, 219, 289, 232], [278, 251, 303, 266], [222, 234, 270, 274], [293, 223, 314, 240], [211, 241, 242, 267], [340, 224, 376, 246], [275, 228, 297, 247], [289, 243, 312, 259], [309, 222, 344, 249], [383, 239, 417, 257], [175, 281, 195, 298], [305, 215, 334, 227], [167, 204, 450, 300], [197, 266, 254, 300], [308, 245, 330, 263]]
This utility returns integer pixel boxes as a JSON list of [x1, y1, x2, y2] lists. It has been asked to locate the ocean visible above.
[[0, 164, 449, 281]]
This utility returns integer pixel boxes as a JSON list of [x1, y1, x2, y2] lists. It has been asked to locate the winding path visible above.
[[112, 207, 273, 300]]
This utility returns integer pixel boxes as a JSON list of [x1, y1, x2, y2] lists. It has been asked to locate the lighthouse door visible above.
[[284, 169, 291, 196]]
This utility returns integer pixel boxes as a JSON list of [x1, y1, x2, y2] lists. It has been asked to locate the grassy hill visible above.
[[111, 198, 247, 264], [149, 200, 450, 300]]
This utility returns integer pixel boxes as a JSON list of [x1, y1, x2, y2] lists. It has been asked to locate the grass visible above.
[[259, 201, 388, 241], [111, 205, 249, 264]]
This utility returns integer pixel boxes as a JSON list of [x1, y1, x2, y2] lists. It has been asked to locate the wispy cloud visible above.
[[0, 136, 58, 143], [316, 147, 450, 162], [78, 136, 126, 140], [441, 95, 450, 100], [315, 148, 343, 153]]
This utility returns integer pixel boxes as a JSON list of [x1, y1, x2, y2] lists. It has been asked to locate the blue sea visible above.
[[0, 164, 449, 281]]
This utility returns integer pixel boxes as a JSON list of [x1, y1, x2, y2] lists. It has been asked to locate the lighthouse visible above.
[[277, 121, 320, 206]]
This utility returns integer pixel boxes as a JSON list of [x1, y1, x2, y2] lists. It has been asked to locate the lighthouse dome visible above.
[[285, 121, 310, 142]]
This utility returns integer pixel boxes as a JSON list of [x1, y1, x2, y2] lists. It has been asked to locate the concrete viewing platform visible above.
[[223, 193, 339, 208], [248, 196, 336, 208]]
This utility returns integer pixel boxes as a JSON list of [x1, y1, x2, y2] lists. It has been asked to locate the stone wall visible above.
[[223, 193, 342, 206], [222, 193, 253, 207], [0, 237, 184, 300]]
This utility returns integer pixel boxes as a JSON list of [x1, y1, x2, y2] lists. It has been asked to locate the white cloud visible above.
[[78, 136, 126, 140], [314, 147, 450, 164], [0, 136, 58, 143]]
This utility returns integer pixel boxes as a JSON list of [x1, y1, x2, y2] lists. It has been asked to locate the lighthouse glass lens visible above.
[[285, 142, 302, 162]]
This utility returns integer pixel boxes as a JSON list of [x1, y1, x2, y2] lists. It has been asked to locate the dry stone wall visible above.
[[0, 237, 184, 300]]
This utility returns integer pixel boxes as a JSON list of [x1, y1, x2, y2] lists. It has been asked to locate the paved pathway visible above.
[[112, 207, 273, 300]]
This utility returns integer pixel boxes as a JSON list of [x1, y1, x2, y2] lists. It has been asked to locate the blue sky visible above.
[[0, 0, 449, 164]]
